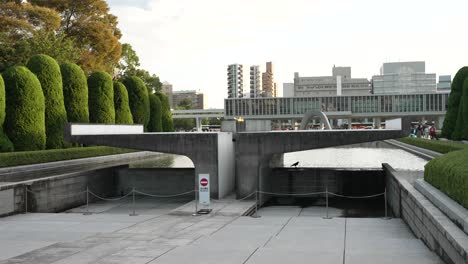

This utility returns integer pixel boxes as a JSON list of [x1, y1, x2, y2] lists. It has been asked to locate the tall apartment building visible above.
[[250, 65, 262, 98], [262, 62, 277, 97], [293, 66, 371, 97], [161, 81, 173, 107], [173, 90, 204, 109], [227, 64, 243, 98], [372, 61, 436, 94]]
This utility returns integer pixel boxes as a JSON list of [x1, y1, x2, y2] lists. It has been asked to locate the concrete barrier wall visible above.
[[115, 168, 195, 198], [217, 132, 235, 198], [384, 164, 468, 264]]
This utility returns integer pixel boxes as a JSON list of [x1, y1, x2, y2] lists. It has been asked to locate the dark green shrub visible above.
[[113, 81, 133, 124], [398, 137, 467, 154], [156, 92, 174, 132], [452, 79, 468, 140], [442, 67, 468, 138], [88, 71, 115, 124], [3, 66, 46, 151], [27, 54, 68, 149], [123, 76, 149, 127], [425, 148, 468, 208], [148, 93, 162, 132], [0, 74, 13, 152], [0, 146, 135, 168], [61, 63, 89, 123]]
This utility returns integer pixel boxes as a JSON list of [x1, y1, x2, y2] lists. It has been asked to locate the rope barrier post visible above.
[[129, 187, 138, 216], [323, 185, 332, 219], [83, 186, 92, 215], [382, 188, 391, 220], [24, 185, 28, 214], [192, 187, 200, 216], [251, 191, 260, 218]]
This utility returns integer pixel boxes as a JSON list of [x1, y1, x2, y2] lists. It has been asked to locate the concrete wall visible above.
[[115, 168, 194, 198], [217, 132, 235, 198], [384, 164, 468, 264], [245, 120, 271, 132]]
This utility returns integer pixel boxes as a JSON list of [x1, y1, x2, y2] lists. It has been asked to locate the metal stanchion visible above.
[[129, 187, 137, 216], [192, 188, 200, 216], [382, 188, 391, 220], [323, 186, 332, 219], [24, 185, 28, 214], [251, 191, 260, 218], [83, 186, 92, 215]]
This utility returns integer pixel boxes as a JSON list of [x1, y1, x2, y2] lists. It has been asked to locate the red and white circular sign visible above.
[[200, 178, 208, 187]]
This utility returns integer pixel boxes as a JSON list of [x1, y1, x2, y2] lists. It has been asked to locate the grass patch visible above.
[[398, 137, 467, 154], [0, 146, 136, 168], [425, 148, 468, 209]]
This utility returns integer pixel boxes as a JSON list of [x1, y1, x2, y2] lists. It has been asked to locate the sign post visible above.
[[197, 174, 211, 214]]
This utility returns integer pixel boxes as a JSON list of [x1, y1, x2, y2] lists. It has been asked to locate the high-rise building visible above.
[[161, 81, 173, 107], [293, 66, 371, 97], [227, 64, 243, 98], [250, 65, 262, 98], [173, 90, 204, 109], [437, 75, 451, 92], [372, 61, 436, 94], [262, 62, 276, 97], [283, 83, 294, 97]]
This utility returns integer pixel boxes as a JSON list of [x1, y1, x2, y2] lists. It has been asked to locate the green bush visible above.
[[452, 79, 468, 140], [156, 92, 174, 132], [27, 54, 68, 149], [425, 148, 468, 208], [61, 63, 89, 123], [3, 66, 46, 151], [442, 67, 468, 139], [0, 146, 135, 168], [113, 81, 133, 124], [0, 74, 13, 152], [148, 93, 162, 132], [398, 137, 467, 154], [123, 76, 149, 127], [88, 71, 115, 124]]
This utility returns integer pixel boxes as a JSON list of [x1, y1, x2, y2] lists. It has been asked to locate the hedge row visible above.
[[425, 148, 468, 208], [0, 74, 13, 152], [113, 81, 133, 124], [61, 62, 89, 123], [124, 76, 149, 128], [442, 67, 468, 139], [148, 93, 162, 132], [156, 92, 174, 132], [398, 137, 467, 154], [0, 146, 136, 168], [88, 71, 115, 124]]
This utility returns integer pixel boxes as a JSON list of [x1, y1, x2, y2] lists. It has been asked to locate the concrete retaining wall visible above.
[[115, 168, 195, 198], [384, 164, 468, 264]]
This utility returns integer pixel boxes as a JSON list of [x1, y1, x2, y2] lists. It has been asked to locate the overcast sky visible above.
[[108, 0, 468, 108]]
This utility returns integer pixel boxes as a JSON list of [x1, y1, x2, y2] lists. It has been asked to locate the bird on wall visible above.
[[291, 161, 299, 168]]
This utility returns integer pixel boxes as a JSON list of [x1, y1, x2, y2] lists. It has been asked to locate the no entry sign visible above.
[[198, 174, 210, 206]]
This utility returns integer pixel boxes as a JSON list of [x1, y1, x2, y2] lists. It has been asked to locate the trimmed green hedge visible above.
[[425, 148, 468, 208], [123, 76, 149, 127], [442, 67, 468, 139], [156, 92, 174, 132], [0, 146, 136, 168], [0, 74, 13, 152], [3, 66, 46, 151], [113, 81, 133, 124], [61, 63, 89, 123], [398, 137, 467, 154], [88, 71, 115, 124], [148, 93, 162, 132], [27, 54, 68, 149], [453, 78, 468, 140]]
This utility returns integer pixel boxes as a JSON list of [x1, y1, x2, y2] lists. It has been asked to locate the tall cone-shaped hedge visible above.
[[452, 79, 468, 140], [0, 74, 13, 152], [88, 71, 115, 124], [148, 93, 162, 132], [442, 67, 468, 138], [123, 76, 149, 127], [61, 63, 89, 123], [3, 66, 46, 151], [156, 92, 174, 132], [27, 54, 68, 149], [113, 81, 133, 124]]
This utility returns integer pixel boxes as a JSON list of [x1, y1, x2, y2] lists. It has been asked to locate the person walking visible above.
[[429, 125, 437, 140]]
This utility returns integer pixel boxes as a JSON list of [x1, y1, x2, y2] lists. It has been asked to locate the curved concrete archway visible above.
[[300, 111, 332, 130]]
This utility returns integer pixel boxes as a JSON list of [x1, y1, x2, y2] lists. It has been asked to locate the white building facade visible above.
[[227, 64, 243, 98], [250, 65, 261, 98]]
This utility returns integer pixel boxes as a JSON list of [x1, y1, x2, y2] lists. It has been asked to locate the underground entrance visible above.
[[258, 168, 391, 218]]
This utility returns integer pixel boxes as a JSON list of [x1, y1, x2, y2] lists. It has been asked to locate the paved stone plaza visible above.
[[0, 198, 443, 264]]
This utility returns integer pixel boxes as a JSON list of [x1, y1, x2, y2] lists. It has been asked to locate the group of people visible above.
[[410, 123, 438, 140]]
